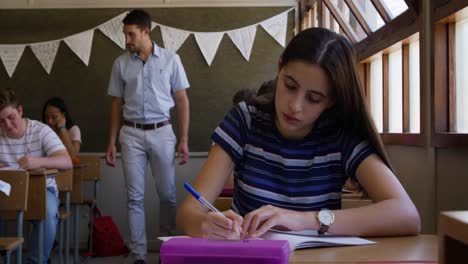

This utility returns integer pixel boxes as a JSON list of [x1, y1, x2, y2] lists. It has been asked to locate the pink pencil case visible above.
[[160, 237, 290, 264]]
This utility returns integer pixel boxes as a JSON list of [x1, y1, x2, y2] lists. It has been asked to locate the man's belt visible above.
[[123, 120, 170, 130]]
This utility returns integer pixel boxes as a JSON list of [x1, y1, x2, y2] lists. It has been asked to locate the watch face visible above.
[[318, 209, 335, 225]]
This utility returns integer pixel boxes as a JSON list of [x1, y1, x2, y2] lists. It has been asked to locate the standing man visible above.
[[105, 9, 190, 264]]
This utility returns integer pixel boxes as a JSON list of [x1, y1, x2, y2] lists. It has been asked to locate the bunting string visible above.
[[0, 8, 293, 78]]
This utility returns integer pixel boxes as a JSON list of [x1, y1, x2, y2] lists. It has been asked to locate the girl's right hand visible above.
[[200, 210, 243, 240]]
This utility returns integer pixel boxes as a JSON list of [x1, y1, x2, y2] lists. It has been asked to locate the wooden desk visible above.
[[289, 235, 437, 263], [438, 211, 468, 264]]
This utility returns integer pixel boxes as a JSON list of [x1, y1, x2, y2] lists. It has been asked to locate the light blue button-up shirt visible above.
[[108, 42, 190, 123]]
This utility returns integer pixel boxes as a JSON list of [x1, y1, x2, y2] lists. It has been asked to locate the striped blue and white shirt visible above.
[[0, 119, 66, 191], [212, 102, 374, 216]]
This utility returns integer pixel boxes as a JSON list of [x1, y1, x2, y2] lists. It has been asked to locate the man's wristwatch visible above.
[[317, 208, 335, 236]]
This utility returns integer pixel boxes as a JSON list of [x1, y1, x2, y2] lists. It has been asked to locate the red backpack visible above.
[[91, 207, 129, 257]]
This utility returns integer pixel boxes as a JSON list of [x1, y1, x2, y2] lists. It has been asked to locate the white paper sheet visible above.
[[0, 179, 11, 196]]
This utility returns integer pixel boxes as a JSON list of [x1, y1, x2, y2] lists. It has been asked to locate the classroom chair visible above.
[[75, 155, 101, 256], [0, 170, 29, 264], [56, 169, 73, 264]]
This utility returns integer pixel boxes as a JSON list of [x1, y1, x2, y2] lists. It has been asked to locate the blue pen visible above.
[[184, 182, 222, 214], [184, 182, 244, 236]]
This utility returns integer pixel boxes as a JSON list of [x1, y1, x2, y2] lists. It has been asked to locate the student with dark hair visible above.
[[0, 89, 72, 263], [106, 9, 190, 264], [42, 97, 81, 163], [232, 88, 256, 105], [256, 79, 275, 97], [177, 28, 420, 239]]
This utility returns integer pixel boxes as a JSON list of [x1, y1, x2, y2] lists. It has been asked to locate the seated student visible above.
[[177, 28, 420, 240], [0, 89, 72, 263], [232, 88, 256, 105], [42, 97, 81, 163]]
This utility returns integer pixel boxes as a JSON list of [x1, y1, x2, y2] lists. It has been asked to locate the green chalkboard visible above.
[[0, 7, 294, 152]]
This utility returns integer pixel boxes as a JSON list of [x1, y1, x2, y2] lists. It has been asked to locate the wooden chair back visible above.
[[55, 169, 73, 192]]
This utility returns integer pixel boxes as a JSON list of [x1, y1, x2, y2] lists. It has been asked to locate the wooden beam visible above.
[[370, 0, 391, 23], [355, 10, 417, 61], [448, 22, 456, 132], [344, 0, 372, 35], [434, 0, 468, 22], [323, 0, 358, 43], [433, 23, 448, 133], [402, 44, 410, 132], [317, 0, 323, 28], [383, 53, 389, 133], [404, 0, 419, 16]]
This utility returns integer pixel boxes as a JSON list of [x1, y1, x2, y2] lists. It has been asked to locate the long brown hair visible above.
[[256, 27, 393, 173]]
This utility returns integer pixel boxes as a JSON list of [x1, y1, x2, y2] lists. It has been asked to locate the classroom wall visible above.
[[0, 7, 295, 152]]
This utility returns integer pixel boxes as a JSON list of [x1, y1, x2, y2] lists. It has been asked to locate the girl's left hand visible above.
[[56, 117, 66, 131], [241, 205, 307, 239]]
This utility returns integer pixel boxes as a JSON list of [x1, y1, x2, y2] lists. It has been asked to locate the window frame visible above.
[[432, 2, 468, 147]]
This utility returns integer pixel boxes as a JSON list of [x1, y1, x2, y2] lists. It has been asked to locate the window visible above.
[[433, 3, 468, 147], [380, 0, 408, 19], [455, 17, 468, 132], [388, 48, 403, 133], [409, 41, 420, 133]]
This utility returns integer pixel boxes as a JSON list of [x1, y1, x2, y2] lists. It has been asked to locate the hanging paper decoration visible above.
[[0, 45, 25, 78], [227, 25, 257, 61], [160, 25, 191, 53], [30, 40, 60, 74], [0, 8, 293, 77], [260, 11, 289, 47], [194, 32, 224, 66], [64, 30, 94, 66], [98, 12, 127, 50]]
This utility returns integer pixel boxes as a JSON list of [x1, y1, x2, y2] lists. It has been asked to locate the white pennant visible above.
[[30, 40, 60, 74], [227, 25, 257, 61], [260, 11, 288, 47], [194, 32, 224, 66], [151, 22, 158, 31], [161, 26, 191, 53], [64, 30, 94, 66], [0, 45, 25, 77], [98, 13, 127, 50]]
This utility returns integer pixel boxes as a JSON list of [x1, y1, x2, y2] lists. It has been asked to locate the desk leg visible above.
[[65, 193, 70, 264], [38, 220, 43, 264], [73, 205, 79, 264], [16, 211, 23, 264]]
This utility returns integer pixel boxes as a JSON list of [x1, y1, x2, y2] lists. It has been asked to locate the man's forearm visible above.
[[176, 94, 189, 143], [108, 98, 123, 145]]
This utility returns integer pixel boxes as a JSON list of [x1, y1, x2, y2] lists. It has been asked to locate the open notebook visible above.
[[159, 229, 376, 251], [262, 229, 376, 250]]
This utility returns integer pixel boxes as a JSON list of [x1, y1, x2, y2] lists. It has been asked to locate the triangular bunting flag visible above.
[[30, 40, 60, 74], [0, 45, 25, 77], [194, 32, 224, 66], [227, 25, 257, 61], [151, 22, 158, 31], [260, 11, 288, 47], [161, 26, 191, 53], [98, 13, 127, 50], [64, 30, 94, 66]]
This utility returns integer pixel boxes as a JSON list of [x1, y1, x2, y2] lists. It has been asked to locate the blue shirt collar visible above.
[[131, 41, 160, 59]]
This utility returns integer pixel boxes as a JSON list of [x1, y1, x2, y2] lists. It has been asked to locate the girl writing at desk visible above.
[[177, 28, 421, 239], [0, 89, 72, 263], [42, 97, 81, 164]]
